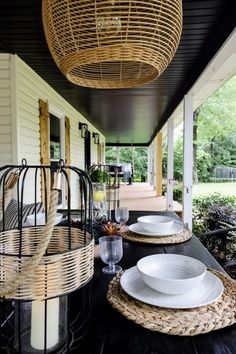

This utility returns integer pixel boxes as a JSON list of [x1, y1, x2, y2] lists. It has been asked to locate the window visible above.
[[48, 108, 65, 207], [50, 114, 61, 160], [39, 100, 70, 208]]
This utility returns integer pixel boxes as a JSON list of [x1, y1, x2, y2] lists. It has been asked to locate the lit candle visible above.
[[31, 298, 59, 350]]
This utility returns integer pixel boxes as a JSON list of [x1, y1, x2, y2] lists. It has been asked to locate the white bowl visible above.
[[137, 215, 174, 233], [27, 213, 63, 226], [137, 254, 206, 295]]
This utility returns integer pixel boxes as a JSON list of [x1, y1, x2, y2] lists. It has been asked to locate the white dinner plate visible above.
[[120, 266, 224, 309], [128, 221, 183, 237]]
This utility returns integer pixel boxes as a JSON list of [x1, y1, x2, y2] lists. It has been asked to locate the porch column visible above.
[[183, 94, 193, 230], [156, 132, 162, 196], [166, 117, 174, 210]]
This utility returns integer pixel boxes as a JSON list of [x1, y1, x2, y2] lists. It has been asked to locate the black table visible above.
[[78, 211, 236, 354]]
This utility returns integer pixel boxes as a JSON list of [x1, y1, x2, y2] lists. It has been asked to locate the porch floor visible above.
[[118, 182, 182, 215]]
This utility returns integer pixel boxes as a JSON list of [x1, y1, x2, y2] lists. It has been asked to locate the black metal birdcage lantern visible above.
[[0, 159, 94, 353]]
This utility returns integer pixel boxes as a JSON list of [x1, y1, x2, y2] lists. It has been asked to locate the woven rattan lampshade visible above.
[[42, 0, 182, 89]]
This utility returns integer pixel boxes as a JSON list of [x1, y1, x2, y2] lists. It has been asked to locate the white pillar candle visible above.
[[31, 298, 59, 350]]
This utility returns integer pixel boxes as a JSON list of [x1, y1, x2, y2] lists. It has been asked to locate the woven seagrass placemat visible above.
[[121, 228, 191, 244], [107, 269, 236, 336]]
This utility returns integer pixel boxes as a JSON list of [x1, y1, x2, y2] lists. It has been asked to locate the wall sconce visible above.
[[93, 132, 100, 144], [79, 122, 88, 138]]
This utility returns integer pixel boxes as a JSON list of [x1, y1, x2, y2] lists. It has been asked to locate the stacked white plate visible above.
[[128, 222, 183, 237], [120, 254, 224, 309], [129, 215, 183, 237]]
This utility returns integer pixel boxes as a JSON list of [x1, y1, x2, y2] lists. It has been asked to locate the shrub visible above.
[[162, 179, 167, 195], [173, 183, 183, 203], [192, 193, 236, 266], [89, 169, 109, 183], [192, 193, 236, 234], [162, 180, 182, 203], [207, 204, 236, 229]]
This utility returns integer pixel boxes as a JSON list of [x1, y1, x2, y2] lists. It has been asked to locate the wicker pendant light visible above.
[[42, 0, 182, 89]]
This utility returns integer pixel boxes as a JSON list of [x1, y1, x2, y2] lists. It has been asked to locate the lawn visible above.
[[193, 182, 236, 197]]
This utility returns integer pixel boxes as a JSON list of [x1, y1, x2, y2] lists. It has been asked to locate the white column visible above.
[[183, 94, 193, 230], [166, 117, 174, 211]]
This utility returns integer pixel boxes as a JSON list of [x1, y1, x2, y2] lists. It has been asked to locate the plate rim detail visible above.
[[120, 266, 224, 309]]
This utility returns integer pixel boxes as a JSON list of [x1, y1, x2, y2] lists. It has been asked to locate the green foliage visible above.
[[90, 169, 109, 183], [196, 150, 212, 182], [132, 148, 148, 181], [173, 183, 183, 203], [195, 75, 236, 179], [162, 180, 183, 203], [163, 75, 236, 183], [192, 193, 236, 234], [165, 191, 236, 236], [105, 147, 148, 181], [207, 204, 236, 229], [162, 137, 183, 181], [192, 193, 236, 266], [106, 147, 118, 163], [119, 147, 133, 163]]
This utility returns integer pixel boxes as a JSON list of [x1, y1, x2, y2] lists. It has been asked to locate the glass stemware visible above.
[[99, 235, 123, 274], [115, 207, 129, 225]]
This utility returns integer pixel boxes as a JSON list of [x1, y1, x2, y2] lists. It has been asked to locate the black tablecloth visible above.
[[76, 211, 236, 354]]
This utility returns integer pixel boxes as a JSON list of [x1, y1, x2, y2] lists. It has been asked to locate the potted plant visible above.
[[89, 169, 109, 183]]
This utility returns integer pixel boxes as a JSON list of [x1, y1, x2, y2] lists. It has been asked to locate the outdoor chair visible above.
[[198, 226, 236, 279]]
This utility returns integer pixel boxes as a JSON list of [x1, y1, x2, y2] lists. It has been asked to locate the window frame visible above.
[[48, 103, 66, 207]]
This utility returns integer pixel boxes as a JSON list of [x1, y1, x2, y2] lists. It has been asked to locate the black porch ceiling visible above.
[[0, 1, 236, 146]]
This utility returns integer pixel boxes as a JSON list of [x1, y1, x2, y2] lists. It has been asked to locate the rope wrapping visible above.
[[0, 189, 59, 298], [0, 189, 12, 222], [0, 163, 94, 301]]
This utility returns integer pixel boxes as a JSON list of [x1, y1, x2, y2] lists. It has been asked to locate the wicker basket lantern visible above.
[[42, 0, 182, 89], [0, 160, 94, 353]]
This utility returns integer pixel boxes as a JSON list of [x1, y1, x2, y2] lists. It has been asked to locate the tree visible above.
[[193, 109, 199, 183], [106, 147, 118, 163], [105, 147, 148, 181], [162, 135, 183, 181], [194, 74, 236, 180]]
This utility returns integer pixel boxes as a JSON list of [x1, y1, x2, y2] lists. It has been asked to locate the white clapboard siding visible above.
[[16, 56, 105, 163], [0, 135, 11, 143], [0, 107, 11, 118], [0, 88, 10, 97], [70, 116, 84, 170], [0, 54, 12, 166], [14, 55, 105, 206], [0, 79, 10, 88]]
